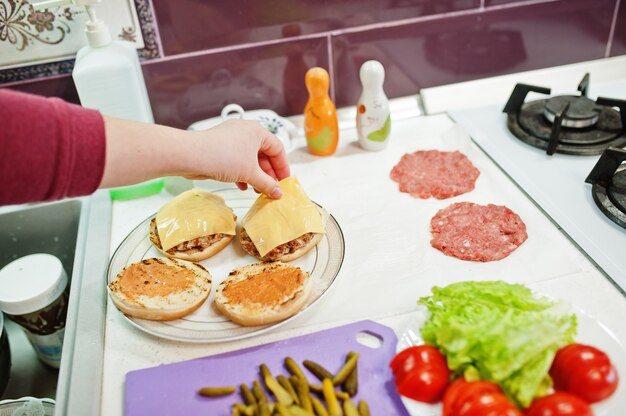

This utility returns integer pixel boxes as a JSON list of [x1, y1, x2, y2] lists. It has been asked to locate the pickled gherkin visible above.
[[196, 386, 236, 397], [343, 352, 358, 397], [277, 374, 300, 405], [303, 359, 334, 381], [285, 356, 307, 380], [358, 400, 370, 416], [332, 353, 359, 386]]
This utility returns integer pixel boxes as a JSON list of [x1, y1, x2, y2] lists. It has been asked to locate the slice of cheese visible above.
[[242, 177, 326, 257], [156, 189, 236, 252]]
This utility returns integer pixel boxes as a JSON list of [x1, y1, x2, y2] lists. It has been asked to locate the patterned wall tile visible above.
[[142, 37, 329, 129], [610, 1, 626, 56], [152, 0, 479, 56], [332, 0, 615, 108], [0, 0, 158, 83]]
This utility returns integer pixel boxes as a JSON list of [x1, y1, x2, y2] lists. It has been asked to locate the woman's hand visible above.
[[185, 119, 290, 198]]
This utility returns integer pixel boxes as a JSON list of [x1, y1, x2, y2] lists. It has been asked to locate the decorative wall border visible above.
[[0, 0, 159, 84]]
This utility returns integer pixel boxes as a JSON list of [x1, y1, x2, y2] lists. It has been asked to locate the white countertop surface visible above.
[[101, 110, 626, 414]]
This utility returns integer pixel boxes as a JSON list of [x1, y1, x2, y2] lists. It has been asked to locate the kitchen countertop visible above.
[[100, 108, 626, 415]]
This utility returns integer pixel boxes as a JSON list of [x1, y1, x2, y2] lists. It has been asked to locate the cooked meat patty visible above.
[[239, 229, 317, 261], [150, 218, 230, 254]]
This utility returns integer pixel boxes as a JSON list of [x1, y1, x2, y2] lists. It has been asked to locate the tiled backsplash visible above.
[[2, 0, 624, 129]]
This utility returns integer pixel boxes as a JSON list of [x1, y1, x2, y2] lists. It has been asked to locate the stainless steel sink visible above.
[[0, 191, 111, 415]]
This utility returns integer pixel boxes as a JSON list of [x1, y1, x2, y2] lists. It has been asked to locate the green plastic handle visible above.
[[109, 179, 165, 201]]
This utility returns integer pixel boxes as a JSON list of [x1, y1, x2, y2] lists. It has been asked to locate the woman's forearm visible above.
[[99, 116, 191, 188], [100, 116, 290, 197]]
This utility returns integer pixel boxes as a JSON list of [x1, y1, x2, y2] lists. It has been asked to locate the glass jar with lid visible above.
[[0, 254, 68, 368]]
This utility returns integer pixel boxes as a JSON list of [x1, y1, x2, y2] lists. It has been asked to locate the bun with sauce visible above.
[[214, 261, 311, 326], [149, 189, 237, 262], [108, 258, 212, 321], [239, 177, 325, 262]]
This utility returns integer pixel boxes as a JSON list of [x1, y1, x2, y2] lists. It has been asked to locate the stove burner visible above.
[[503, 73, 626, 155], [585, 147, 626, 229], [543, 95, 600, 128]]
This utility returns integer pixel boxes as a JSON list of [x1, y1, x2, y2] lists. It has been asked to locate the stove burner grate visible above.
[[585, 147, 626, 229], [503, 74, 626, 155]]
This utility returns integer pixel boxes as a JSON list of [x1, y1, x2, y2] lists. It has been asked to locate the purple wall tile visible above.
[[1, 75, 80, 104], [152, 0, 479, 56], [332, 0, 615, 108], [142, 37, 329, 128], [485, 0, 527, 5], [610, 1, 626, 56]]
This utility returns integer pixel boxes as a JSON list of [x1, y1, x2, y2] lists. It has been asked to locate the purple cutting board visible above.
[[125, 320, 409, 415]]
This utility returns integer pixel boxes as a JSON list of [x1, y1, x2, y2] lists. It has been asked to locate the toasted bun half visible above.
[[215, 261, 312, 326], [239, 230, 323, 262], [149, 218, 234, 262], [108, 258, 212, 321]]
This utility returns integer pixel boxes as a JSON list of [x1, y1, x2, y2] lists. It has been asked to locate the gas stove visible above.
[[449, 77, 626, 294], [502, 74, 626, 155], [586, 147, 626, 229]]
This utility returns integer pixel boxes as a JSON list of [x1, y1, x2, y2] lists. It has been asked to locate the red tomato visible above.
[[443, 378, 470, 416], [390, 345, 448, 384], [457, 392, 521, 416], [568, 363, 619, 403], [549, 343, 619, 403], [396, 364, 450, 403], [443, 379, 520, 416], [551, 344, 610, 388], [453, 381, 504, 411], [526, 392, 593, 416], [390, 345, 451, 403]]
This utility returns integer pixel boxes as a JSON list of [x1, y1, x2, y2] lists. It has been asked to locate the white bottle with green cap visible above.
[[33, 0, 165, 199]]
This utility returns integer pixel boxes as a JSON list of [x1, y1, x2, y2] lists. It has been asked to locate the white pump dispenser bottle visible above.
[[33, 0, 154, 123], [32, 0, 169, 199]]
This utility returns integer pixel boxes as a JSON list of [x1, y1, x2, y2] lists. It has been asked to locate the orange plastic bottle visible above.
[[304, 67, 339, 156]]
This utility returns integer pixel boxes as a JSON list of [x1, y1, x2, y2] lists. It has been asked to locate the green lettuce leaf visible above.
[[418, 281, 577, 408]]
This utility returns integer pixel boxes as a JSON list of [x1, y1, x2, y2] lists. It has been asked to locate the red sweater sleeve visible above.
[[0, 89, 106, 205]]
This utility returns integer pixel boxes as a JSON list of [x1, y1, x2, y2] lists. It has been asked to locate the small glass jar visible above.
[[0, 254, 68, 369], [0, 313, 11, 396]]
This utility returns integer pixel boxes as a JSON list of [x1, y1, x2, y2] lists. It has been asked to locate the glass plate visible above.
[[106, 188, 345, 343], [396, 306, 626, 416]]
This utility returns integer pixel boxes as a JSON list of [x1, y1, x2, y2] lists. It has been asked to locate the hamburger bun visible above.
[[239, 177, 325, 263], [238, 229, 323, 262], [215, 261, 312, 326], [108, 258, 212, 321], [149, 218, 235, 262]]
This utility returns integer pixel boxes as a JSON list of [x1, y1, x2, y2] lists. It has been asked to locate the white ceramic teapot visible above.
[[188, 104, 298, 153]]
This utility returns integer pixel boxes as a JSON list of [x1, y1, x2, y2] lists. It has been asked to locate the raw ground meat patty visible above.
[[390, 150, 480, 199], [430, 202, 528, 262]]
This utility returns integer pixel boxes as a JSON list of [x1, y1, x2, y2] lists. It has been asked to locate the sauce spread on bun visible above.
[[116, 259, 197, 301], [108, 258, 212, 321], [215, 261, 312, 326], [222, 267, 306, 305]]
